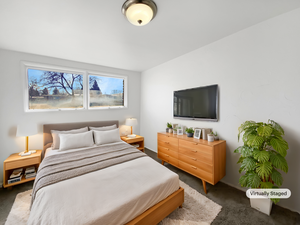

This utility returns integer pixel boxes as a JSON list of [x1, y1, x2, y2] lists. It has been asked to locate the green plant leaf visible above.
[[256, 161, 273, 180], [247, 135, 264, 147], [271, 198, 280, 204], [238, 121, 258, 141], [247, 172, 261, 188], [241, 157, 257, 171], [253, 150, 270, 163], [239, 175, 248, 187], [257, 125, 273, 137], [271, 169, 283, 186], [268, 119, 284, 135], [237, 156, 245, 164], [270, 152, 288, 173], [260, 182, 273, 189], [270, 138, 288, 157], [234, 146, 242, 154], [242, 127, 258, 143]]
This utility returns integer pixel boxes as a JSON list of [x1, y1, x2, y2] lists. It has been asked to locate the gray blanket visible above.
[[30, 142, 146, 208]]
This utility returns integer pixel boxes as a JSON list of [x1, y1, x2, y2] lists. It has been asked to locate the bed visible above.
[[28, 120, 184, 225]]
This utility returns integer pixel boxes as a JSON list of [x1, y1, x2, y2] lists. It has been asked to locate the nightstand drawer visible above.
[[5, 157, 40, 170]]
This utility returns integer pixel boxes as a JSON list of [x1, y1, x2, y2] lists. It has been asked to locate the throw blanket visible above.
[[30, 142, 146, 208]]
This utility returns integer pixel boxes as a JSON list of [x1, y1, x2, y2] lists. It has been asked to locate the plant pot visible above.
[[250, 198, 273, 215], [173, 130, 177, 134], [168, 128, 173, 133], [186, 132, 193, 137], [208, 134, 214, 142], [166, 128, 169, 132]]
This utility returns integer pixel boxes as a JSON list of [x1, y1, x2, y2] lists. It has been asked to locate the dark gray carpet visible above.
[[0, 148, 299, 225]]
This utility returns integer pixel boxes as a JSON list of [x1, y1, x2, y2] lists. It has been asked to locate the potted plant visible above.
[[166, 122, 172, 133], [234, 120, 289, 215], [211, 131, 219, 140], [167, 122, 173, 133], [173, 128, 177, 134], [185, 127, 194, 137]]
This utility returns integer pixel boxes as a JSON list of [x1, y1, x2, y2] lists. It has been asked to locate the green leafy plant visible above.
[[173, 128, 177, 132], [167, 123, 172, 128], [211, 131, 218, 136], [234, 120, 289, 204], [185, 127, 194, 133]]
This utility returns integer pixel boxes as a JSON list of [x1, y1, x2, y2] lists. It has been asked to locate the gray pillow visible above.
[[51, 127, 88, 149], [89, 124, 117, 131]]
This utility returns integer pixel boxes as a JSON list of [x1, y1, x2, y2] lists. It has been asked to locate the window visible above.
[[89, 75, 125, 108], [22, 62, 127, 112]]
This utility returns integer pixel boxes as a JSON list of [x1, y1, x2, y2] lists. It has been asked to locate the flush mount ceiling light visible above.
[[122, 0, 157, 26]]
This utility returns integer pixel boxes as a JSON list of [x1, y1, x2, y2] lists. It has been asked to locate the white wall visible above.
[[140, 8, 300, 213], [0, 49, 141, 184]]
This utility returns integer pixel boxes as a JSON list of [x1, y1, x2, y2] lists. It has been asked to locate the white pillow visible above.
[[59, 131, 94, 151], [51, 127, 88, 149], [93, 128, 121, 145], [89, 124, 117, 131]]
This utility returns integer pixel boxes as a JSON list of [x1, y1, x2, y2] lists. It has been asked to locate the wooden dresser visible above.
[[157, 132, 226, 193]]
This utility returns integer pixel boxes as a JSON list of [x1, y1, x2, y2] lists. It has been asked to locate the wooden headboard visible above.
[[43, 120, 119, 151]]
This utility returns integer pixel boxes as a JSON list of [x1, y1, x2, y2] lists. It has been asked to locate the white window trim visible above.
[[87, 71, 128, 110], [21, 61, 128, 112]]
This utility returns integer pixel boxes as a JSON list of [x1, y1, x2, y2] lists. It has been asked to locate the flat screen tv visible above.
[[173, 84, 218, 122]]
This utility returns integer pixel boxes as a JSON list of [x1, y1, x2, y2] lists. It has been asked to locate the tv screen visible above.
[[173, 84, 218, 121]]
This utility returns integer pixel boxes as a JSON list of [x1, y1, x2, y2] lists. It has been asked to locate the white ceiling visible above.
[[0, 0, 300, 72]]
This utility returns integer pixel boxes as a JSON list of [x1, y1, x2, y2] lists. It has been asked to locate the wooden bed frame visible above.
[[43, 120, 184, 224]]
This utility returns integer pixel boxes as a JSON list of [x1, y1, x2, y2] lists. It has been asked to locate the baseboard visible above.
[[0, 182, 2, 188], [144, 146, 157, 153]]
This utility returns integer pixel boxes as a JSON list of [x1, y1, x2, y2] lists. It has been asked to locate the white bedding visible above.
[[29, 143, 179, 225]]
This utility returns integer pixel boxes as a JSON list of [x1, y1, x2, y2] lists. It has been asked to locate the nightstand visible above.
[[3, 150, 42, 189], [121, 135, 144, 152]]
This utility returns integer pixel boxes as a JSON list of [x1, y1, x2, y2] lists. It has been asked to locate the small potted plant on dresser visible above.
[[185, 127, 194, 137], [173, 128, 177, 134], [211, 132, 219, 140], [234, 120, 289, 215], [166, 122, 172, 133]]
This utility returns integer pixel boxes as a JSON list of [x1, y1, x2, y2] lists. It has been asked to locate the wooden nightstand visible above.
[[121, 135, 144, 152], [3, 150, 42, 189]]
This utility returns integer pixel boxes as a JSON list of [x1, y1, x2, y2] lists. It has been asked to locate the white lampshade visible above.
[[125, 118, 138, 127], [16, 124, 38, 137], [126, 3, 153, 26]]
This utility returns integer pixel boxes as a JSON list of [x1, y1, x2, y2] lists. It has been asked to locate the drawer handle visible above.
[[191, 166, 197, 169], [165, 142, 169, 144], [165, 155, 169, 157], [192, 158, 197, 161], [165, 148, 169, 150], [192, 150, 197, 153], [193, 143, 198, 145]]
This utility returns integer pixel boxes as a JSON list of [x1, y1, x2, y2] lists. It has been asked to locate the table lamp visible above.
[[125, 118, 137, 138], [16, 124, 38, 156]]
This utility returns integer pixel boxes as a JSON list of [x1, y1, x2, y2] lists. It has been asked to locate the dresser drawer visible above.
[[158, 152, 178, 167], [158, 146, 178, 159], [179, 139, 213, 156], [178, 147, 213, 165], [178, 153, 213, 173], [179, 160, 213, 183], [158, 134, 178, 150], [5, 157, 40, 170]]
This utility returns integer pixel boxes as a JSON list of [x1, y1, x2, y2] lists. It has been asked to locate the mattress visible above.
[[28, 143, 179, 225]]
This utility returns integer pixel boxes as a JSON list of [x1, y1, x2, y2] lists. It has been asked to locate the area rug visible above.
[[5, 180, 221, 225]]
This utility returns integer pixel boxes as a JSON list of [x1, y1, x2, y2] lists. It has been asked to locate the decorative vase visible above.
[[250, 198, 273, 215], [186, 132, 193, 137], [208, 134, 214, 142], [166, 128, 169, 132], [168, 128, 173, 133]]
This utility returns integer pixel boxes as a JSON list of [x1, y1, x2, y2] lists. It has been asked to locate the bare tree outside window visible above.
[[27, 69, 84, 110]]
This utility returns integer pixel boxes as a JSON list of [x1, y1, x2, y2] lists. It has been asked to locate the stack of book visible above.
[[8, 168, 23, 184], [25, 166, 36, 179]]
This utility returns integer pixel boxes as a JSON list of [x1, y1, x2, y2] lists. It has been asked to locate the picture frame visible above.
[[177, 128, 183, 135], [194, 128, 201, 139]]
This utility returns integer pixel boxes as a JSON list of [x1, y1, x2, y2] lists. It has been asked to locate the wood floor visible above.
[[0, 148, 299, 225]]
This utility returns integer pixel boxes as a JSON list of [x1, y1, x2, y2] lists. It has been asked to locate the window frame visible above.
[[87, 71, 128, 110], [21, 62, 128, 112]]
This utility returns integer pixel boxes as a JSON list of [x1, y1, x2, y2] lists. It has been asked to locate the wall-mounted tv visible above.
[[173, 84, 218, 122]]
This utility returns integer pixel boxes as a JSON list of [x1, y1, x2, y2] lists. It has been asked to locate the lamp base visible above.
[[19, 150, 36, 156], [127, 134, 137, 138]]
